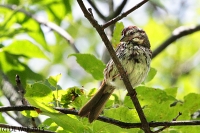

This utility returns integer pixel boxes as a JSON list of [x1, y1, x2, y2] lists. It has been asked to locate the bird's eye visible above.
[[130, 31, 134, 35]]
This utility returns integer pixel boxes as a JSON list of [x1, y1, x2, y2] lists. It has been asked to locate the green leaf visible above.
[[137, 86, 177, 121], [165, 87, 178, 98], [25, 82, 55, 113], [0, 51, 24, 73], [48, 73, 62, 87], [39, 118, 59, 132], [0, 51, 43, 85], [3, 40, 49, 60], [175, 126, 200, 133], [69, 53, 105, 80], [22, 19, 48, 50], [87, 88, 97, 97], [179, 93, 200, 119], [25, 82, 86, 132], [0, 28, 31, 39], [44, 1, 73, 24], [62, 0, 73, 21], [104, 106, 140, 122], [92, 120, 140, 133], [144, 67, 157, 83], [124, 86, 177, 121], [111, 22, 124, 49], [44, 113, 85, 132], [7, 0, 20, 5]]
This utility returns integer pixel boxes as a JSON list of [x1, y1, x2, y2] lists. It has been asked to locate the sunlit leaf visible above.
[[165, 87, 178, 98], [62, 0, 73, 20], [104, 106, 140, 122], [0, 51, 43, 85], [25, 82, 86, 132], [43, 113, 85, 132], [0, 28, 31, 39], [45, 1, 72, 23], [39, 118, 59, 132], [3, 40, 49, 60], [179, 93, 200, 119], [22, 19, 48, 50], [25, 82, 55, 112], [48, 73, 62, 87], [92, 120, 140, 133], [111, 22, 124, 49], [124, 86, 177, 121]]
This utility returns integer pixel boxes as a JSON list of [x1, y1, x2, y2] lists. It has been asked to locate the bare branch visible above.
[[87, 0, 106, 20], [1, 106, 200, 129], [0, 4, 79, 53], [0, 105, 36, 112], [102, 0, 149, 29], [108, 0, 114, 18], [77, 0, 151, 132], [109, 0, 128, 19], [152, 25, 200, 58]]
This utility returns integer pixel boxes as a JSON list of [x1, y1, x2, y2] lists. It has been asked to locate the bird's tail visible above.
[[78, 82, 114, 123]]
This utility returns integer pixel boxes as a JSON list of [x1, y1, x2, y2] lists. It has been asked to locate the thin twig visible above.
[[0, 4, 79, 53], [77, 0, 151, 132], [152, 25, 200, 58], [102, 0, 149, 29], [154, 112, 182, 133], [172, 112, 182, 121]]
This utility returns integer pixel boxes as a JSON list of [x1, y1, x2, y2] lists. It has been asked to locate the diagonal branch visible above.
[[0, 4, 79, 53], [102, 0, 149, 29], [152, 25, 200, 58], [87, 0, 106, 20], [108, 0, 128, 19], [76, 0, 151, 132]]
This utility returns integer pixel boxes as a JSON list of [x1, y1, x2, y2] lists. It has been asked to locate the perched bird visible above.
[[78, 26, 152, 123]]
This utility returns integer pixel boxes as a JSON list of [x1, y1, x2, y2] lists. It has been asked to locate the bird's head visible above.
[[120, 26, 151, 48]]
